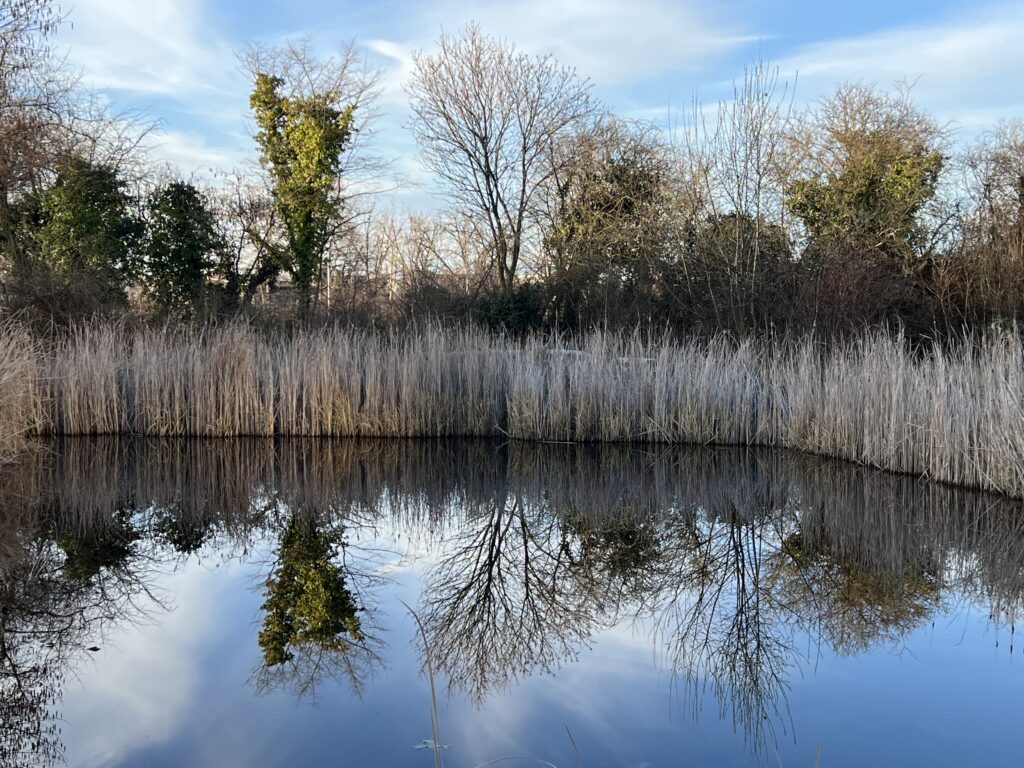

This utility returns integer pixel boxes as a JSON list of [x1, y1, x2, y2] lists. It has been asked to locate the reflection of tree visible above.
[[55, 507, 140, 582], [419, 498, 607, 702], [5, 436, 1024, 761], [0, 510, 156, 768], [562, 509, 663, 596], [769, 530, 942, 655], [651, 509, 795, 750], [0, 556, 65, 768], [412, 449, 969, 753], [153, 503, 215, 555], [255, 513, 381, 698], [648, 499, 946, 751]]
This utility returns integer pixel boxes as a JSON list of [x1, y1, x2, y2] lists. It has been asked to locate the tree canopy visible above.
[[248, 54, 358, 309]]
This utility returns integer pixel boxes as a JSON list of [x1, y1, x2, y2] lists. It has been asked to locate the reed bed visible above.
[[3, 322, 1024, 496], [0, 322, 42, 462]]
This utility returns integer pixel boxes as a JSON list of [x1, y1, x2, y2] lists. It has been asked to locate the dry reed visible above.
[[3, 322, 1024, 496], [0, 322, 42, 462]]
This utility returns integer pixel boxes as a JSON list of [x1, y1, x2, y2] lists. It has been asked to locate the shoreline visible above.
[[2, 322, 1023, 497]]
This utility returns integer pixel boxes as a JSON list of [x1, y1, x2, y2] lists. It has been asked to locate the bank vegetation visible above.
[[1, 322, 1023, 496]]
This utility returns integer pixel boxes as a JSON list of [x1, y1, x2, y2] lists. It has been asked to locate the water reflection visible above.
[[254, 511, 383, 699], [1, 438, 1023, 763]]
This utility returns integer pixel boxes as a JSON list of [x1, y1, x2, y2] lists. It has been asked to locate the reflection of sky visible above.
[[59, 540, 1024, 768]]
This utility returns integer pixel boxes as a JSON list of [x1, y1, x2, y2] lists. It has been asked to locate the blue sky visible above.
[[58, 0, 1024, 203]]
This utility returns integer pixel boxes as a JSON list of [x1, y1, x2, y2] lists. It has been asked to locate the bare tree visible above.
[[0, 0, 66, 264], [209, 172, 281, 308], [345, 209, 492, 319], [953, 120, 1024, 319], [408, 23, 595, 290], [672, 62, 797, 332]]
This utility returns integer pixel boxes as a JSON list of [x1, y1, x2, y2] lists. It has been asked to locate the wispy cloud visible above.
[[64, 0, 238, 100], [775, 2, 1024, 131], [361, 0, 751, 105], [425, 0, 752, 84], [61, 0, 252, 170], [147, 130, 249, 176]]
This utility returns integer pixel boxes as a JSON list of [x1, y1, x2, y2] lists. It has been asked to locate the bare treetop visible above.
[[407, 23, 595, 289]]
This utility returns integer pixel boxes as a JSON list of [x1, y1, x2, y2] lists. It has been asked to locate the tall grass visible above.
[[3, 322, 1024, 496], [0, 322, 41, 462]]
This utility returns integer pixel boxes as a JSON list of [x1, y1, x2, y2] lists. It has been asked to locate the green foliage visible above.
[[549, 152, 666, 267], [250, 73, 355, 306], [545, 125, 672, 326], [56, 510, 139, 582], [694, 212, 792, 264], [787, 131, 943, 267], [35, 158, 144, 295], [258, 515, 363, 667], [144, 182, 223, 319], [475, 284, 545, 333]]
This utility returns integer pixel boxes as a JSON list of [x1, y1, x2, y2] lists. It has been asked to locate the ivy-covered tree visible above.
[[246, 42, 365, 311], [786, 85, 945, 270], [144, 181, 223, 318]]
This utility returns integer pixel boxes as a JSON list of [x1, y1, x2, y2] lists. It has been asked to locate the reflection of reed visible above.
[[7, 437, 1024, 596], [2, 437, 1024, 753]]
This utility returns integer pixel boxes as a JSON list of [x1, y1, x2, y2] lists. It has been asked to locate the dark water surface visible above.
[[1, 438, 1022, 767]]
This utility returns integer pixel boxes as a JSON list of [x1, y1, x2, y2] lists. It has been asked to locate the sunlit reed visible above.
[[2, 323, 1023, 496]]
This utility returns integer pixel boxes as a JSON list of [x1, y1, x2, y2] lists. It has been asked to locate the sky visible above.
[[55, 0, 1024, 205]]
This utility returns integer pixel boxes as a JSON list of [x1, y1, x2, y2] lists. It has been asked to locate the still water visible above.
[[1, 438, 1022, 767]]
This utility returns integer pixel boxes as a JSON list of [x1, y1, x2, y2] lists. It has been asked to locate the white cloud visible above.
[[146, 130, 248, 176], [60, 0, 252, 174], [64, 0, 238, 100], [363, 38, 416, 107], [414, 0, 750, 84], [360, 0, 750, 109], [775, 3, 1024, 131]]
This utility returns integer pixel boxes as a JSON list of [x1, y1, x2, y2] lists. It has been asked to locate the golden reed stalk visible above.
[[1, 322, 1022, 496]]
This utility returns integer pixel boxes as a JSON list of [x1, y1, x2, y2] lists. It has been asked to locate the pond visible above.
[[1, 438, 1022, 767]]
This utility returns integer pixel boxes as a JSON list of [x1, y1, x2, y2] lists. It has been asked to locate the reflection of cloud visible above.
[[445, 619, 666, 766], [61, 561, 247, 768]]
